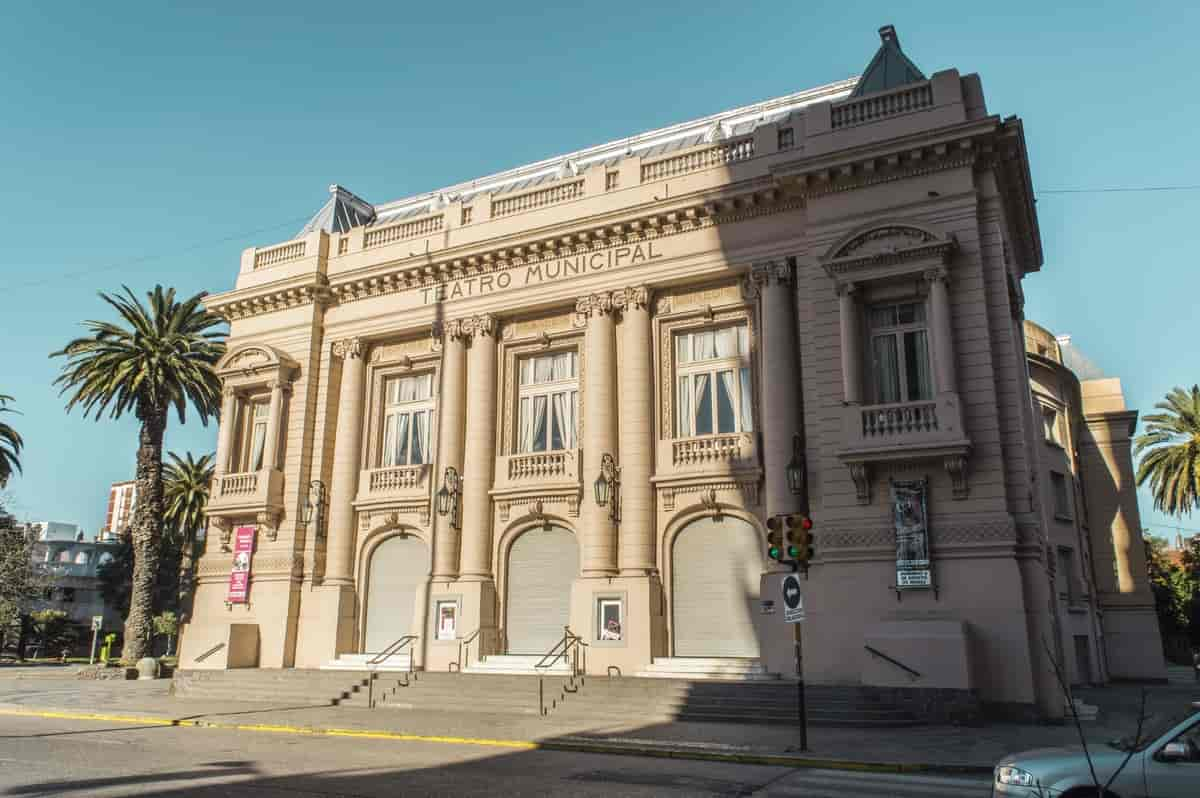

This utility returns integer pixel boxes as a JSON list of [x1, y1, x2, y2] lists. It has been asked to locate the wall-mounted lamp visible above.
[[436, 466, 462, 530], [593, 453, 621, 523], [303, 480, 326, 539], [786, 434, 806, 496]]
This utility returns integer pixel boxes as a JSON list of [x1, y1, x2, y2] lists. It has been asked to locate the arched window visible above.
[[74, 551, 89, 565]]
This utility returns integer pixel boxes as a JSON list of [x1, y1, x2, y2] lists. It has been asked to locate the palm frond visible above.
[[1134, 385, 1200, 517]]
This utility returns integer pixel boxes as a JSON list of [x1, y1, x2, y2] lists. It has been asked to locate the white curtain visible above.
[[382, 413, 397, 466], [715, 327, 737, 358], [693, 373, 713, 435], [412, 411, 430, 464], [676, 333, 690, 365], [737, 325, 749, 356], [552, 352, 574, 380], [249, 421, 267, 470], [520, 358, 533, 386], [519, 397, 535, 453], [738, 367, 754, 432], [531, 395, 547, 451], [552, 391, 575, 449], [716, 370, 737, 433], [906, 330, 933, 401], [393, 413, 411, 464], [676, 375, 691, 437], [693, 330, 716, 361], [872, 336, 900, 404], [534, 355, 553, 384]]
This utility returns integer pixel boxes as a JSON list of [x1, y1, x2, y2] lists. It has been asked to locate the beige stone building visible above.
[[181, 28, 1164, 718]]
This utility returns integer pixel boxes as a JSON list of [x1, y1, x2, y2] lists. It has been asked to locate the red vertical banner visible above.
[[227, 525, 256, 604]]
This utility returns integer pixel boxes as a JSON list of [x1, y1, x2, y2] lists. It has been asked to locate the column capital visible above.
[[574, 292, 615, 323], [750, 259, 793, 288], [268, 378, 292, 393], [221, 384, 238, 400], [923, 266, 950, 284], [331, 337, 364, 359], [462, 313, 497, 339], [610, 285, 652, 311], [835, 281, 860, 298]]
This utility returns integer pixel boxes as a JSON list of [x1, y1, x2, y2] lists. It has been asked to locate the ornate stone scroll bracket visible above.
[[525, 499, 552, 530], [944, 454, 969, 500], [256, 510, 281, 543], [210, 517, 233, 551], [848, 462, 871, 505], [698, 489, 723, 521]]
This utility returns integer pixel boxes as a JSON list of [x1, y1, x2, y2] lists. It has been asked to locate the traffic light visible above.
[[785, 514, 815, 563], [766, 515, 784, 562]]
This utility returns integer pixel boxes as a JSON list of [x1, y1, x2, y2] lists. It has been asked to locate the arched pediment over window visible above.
[[216, 343, 300, 380], [820, 220, 956, 285]]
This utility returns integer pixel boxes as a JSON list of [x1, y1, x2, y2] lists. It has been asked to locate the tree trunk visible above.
[[123, 411, 165, 663]]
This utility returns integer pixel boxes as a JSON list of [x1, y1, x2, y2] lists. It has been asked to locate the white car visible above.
[[992, 701, 1200, 797]]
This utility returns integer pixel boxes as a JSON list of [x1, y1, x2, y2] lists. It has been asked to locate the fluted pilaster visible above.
[[753, 260, 802, 517], [326, 337, 365, 583], [432, 322, 468, 580], [576, 292, 619, 577], [612, 286, 656, 575], [215, 386, 238, 473], [458, 315, 499, 580]]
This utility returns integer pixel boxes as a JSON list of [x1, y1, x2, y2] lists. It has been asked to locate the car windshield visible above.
[[1108, 708, 1197, 752]]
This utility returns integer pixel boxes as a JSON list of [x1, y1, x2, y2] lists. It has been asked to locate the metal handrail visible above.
[[864, 644, 921, 679], [451, 627, 482, 673], [194, 642, 226, 663], [367, 635, 419, 668], [537, 627, 590, 716]]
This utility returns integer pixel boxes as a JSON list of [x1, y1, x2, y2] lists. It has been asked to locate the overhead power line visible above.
[[1039, 185, 1200, 195]]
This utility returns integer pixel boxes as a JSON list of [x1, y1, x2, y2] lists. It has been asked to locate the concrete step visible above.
[[636, 657, 781, 681], [321, 652, 413, 672], [463, 655, 572, 675]]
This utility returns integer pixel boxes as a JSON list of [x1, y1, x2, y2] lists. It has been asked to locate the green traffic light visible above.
[[769, 546, 781, 559], [787, 545, 800, 558]]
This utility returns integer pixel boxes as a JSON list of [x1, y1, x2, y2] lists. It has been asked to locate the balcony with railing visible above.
[[354, 464, 431, 512], [655, 432, 760, 481], [206, 468, 285, 518], [493, 449, 582, 493], [838, 393, 970, 463]]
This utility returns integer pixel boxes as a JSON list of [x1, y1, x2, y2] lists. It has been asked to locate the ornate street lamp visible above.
[[593, 453, 621, 523], [436, 466, 461, 529], [786, 434, 806, 496], [303, 480, 326, 539]]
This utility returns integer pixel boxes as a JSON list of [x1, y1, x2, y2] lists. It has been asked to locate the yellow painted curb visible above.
[[0, 707, 991, 775]]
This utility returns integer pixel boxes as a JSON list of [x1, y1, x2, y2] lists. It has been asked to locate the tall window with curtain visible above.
[[868, 301, 933, 404], [381, 373, 434, 467], [237, 398, 270, 472], [674, 323, 754, 438], [517, 351, 578, 453]]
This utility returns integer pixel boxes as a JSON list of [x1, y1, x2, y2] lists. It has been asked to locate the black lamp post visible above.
[[303, 480, 326, 539], [593, 453, 621, 523], [436, 466, 461, 529], [786, 434, 806, 496]]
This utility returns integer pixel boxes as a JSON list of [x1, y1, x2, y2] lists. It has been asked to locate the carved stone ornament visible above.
[[655, 295, 674, 315], [462, 314, 496, 339], [848, 462, 871, 505], [210, 517, 233, 550], [256, 511, 280, 542], [575, 292, 614, 321], [944, 454, 969, 500], [610, 285, 651, 311], [698, 488, 723, 520], [526, 499, 552, 530], [332, 337, 363, 359], [839, 226, 937, 258], [750, 259, 792, 289], [820, 223, 957, 284]]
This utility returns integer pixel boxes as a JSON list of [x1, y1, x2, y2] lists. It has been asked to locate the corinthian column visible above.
[[837, 282, 862, 405], [754, 261, 802, 517], [432, 321, 468, 581], [326, 337, 365, 584], [613, 286, 655, 575], [924, 268, 957, 395], [577, 293, 619, 577], [458, 315, 498, 580], [260, 379, 288, 472], [215, 385, 238, 474]]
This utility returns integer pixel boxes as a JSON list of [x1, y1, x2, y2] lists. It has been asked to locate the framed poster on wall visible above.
[[891, 478, 933, 591], [226, 525, 256, 604]]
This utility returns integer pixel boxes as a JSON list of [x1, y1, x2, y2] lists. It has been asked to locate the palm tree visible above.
[[52, 286, 225, 662], [162, 451, 214, 613], [1134, 385, 1200, 517], [0, 394, 23, 487]]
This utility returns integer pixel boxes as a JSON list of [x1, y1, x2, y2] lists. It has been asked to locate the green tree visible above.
[[0, 394, 23, 488], [162, 451, 213, 615], [52, 286, 225, 662], [96, 532, 180, 620], [0, 499, 49, 660], [152, 610, 179, 656], [30, 609, 78, 658], [1134, 385, 1200, 517]]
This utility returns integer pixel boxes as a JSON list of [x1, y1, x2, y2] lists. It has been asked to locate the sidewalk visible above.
[[1, 674, 1196, 775]]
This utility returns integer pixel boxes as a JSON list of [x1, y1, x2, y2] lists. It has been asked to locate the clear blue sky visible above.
[[2, 2, 1196, 541]]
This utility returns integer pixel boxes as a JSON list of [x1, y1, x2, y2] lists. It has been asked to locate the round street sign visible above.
[[782, 574, 802, 610]]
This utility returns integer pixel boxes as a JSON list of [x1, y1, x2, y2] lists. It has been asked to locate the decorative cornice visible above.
[[206, 275, 331, 322]]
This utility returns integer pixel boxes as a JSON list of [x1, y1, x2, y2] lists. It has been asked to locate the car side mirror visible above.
[[1158, 742, 1192, 762]]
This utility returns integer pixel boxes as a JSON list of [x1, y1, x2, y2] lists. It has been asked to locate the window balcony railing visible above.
[[656, 432, 759, 480], [839, 393, 969, 462], [494, 449, 582, 492], [207, 468, 284, 517], [354, 464, 430, 512]]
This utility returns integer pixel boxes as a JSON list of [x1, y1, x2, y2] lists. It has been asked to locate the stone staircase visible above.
[[172, 667, 922, 727], [172, 668, 373, 706], [462, 654, 572, 676], [635, 657, 780, 681]]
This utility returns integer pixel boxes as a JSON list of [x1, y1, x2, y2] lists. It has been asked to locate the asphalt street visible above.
[[0, 715, 993, 797]]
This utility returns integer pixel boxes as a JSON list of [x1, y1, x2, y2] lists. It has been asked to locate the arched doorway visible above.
[[506, 525, 578, 654], [363, 535, 430, 653], [672, 516, 762, 657]]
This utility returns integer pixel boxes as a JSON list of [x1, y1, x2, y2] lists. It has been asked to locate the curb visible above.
[[0, 707, 994, 777]]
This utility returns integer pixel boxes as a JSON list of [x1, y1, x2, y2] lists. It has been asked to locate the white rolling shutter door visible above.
[[672, 517, 762, 658], [364, 536, 430, 653], [506, 526, 578, 654]]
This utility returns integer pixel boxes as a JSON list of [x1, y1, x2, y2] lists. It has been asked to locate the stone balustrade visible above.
[[253, 240, 306, 269], [830, 81, 933, 129], [491, 180, 584, 218], [363, 215, 444, 249], [839, 393, 969, 461], [206, 468, 284, 520], [640, 137, 754, 183], [493, 449, 581, 492], [354, 464, 431, 512]]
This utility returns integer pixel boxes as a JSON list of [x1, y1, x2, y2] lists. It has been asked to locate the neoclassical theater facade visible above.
[[181, 29, 1164, 717]]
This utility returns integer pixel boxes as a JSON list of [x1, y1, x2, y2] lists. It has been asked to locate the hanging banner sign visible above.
[[227, 525, 256, 604], [891, 478, 932, 590]]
